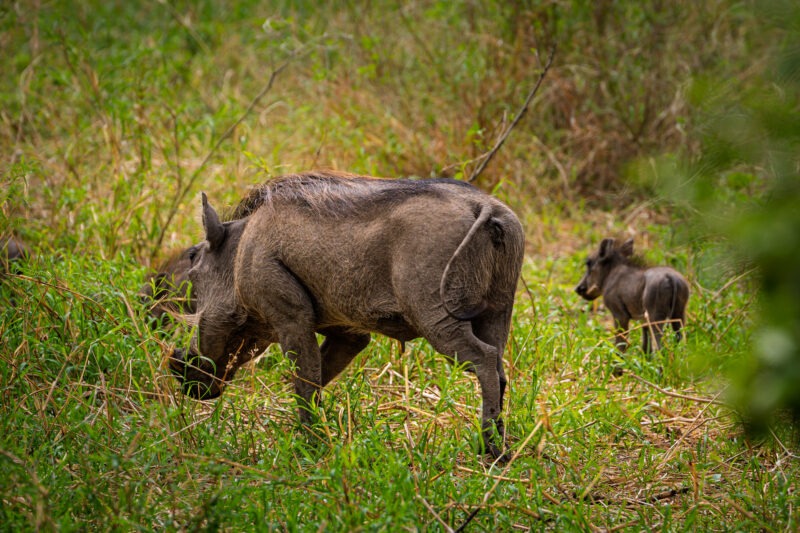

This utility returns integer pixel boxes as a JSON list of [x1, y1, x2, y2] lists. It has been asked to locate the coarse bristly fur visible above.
[[144, 171, 363, 318], [575, 237, 689, 354], [168, 171, 525, 461], [225, 170, 476, 220]]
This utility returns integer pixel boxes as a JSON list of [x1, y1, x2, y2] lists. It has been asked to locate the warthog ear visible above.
[[202, 192, 225, 250], [620, 238, 634, 257], [598, 238, 616, 259]]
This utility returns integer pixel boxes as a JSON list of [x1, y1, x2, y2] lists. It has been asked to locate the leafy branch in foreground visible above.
[[647, 0, 800, 434]]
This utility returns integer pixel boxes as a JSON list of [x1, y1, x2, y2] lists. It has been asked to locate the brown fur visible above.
[[141, 171, 368, 318], [170, 172, 525, 460], [575, 238, 689, 353], [2, 236, 30, 274]]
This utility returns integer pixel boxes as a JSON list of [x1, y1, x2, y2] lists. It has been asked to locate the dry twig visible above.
[[468, 45, 556, 183], [153, 61, 292, 257], [627, 371, 729, 407], [658, 388, 727, 467]]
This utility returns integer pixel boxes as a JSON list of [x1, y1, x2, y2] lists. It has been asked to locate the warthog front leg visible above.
[[280, 329, 324, 424], [284, 329, 372, 423], [613, 316, 631, 352], [244, 260, 323, 424]]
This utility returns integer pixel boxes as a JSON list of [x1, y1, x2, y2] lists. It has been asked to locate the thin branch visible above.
[[418, 496, 454, 533], [712, 268, 757, 299], [154, 61, 291, 254], [769, 427, 800, 459], [468, 44, 556, 183]]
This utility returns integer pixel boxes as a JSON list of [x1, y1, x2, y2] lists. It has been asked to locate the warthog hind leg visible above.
[[424, 316, 506, 461]]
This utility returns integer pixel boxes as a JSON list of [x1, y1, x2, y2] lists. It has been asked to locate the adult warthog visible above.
[[170, 172, 525, 459], [575, 237, 689, 353]]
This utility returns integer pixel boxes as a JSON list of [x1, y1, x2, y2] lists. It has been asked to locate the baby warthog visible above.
[[575, 238, 689, 353], [170, 172, 525, 459]]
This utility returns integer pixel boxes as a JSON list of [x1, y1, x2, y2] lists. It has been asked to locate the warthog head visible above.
[[168, 194, 266, 399], [575, 238, 634, 300]]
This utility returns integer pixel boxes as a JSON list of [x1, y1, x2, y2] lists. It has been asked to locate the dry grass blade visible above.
[[627, 371, 729, 407], [658, 388, 726, 468]]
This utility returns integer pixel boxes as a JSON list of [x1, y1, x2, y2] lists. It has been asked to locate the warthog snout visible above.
[[169, 348, 224, 400], [574, 282, 586, 296], [574, 281, 600, 300]]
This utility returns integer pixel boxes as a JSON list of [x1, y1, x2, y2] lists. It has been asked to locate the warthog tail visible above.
[[440, 203, 522, 320]]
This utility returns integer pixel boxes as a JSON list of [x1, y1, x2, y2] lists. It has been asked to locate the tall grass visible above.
[[2, 1, 797, 530], [3, 235, 794, 530]]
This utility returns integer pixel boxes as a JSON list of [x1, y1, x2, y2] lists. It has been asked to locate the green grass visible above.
[[2, 1, 798, 531], [2, 235, 795, 530]]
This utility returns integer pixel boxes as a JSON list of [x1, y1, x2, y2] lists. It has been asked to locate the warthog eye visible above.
[[188, 246, 198, 263]]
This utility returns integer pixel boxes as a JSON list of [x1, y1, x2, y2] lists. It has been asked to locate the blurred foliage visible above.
[[643, 0, 800, 433]]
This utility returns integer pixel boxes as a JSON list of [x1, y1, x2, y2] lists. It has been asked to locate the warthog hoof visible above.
[[482, 418, 508, 463]]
